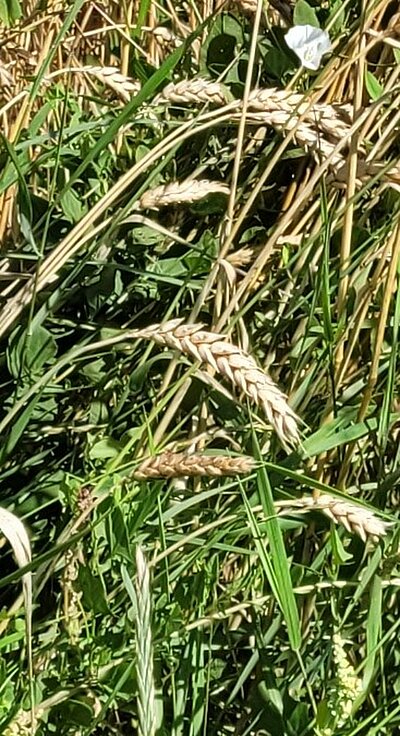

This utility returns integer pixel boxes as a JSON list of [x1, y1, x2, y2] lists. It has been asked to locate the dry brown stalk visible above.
[[155, 78, 230, 107], [137, 319, 300, 448], [138, 179, 230, 210], [288, 495, 391, 542], [133, 452, 255, 480], [232, 0, 259, 12]]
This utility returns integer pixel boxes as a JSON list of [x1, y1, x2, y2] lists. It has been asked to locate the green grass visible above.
[[0, 0, 400, 733]]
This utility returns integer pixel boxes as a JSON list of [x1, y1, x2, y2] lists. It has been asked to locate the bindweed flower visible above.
[[285, 24, 332, 70]]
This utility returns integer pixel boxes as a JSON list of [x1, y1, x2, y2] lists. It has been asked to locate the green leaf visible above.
[[78, 565, 109, 614], [88, 437, 122, 460], [60, 187, 85, 223], [56, 698, 95, 727], [363, 574, 382, 691], [8, 0, 21, 22], [249, 433, 301, 651], [0, 0, 9, 24], [327, 0, 346, 33], [365, 70, 384, 101], [331, 524, 353, 564], [200, 12, 244, 77], [7, 325, 57, 378], [293, 0, 320, 27]]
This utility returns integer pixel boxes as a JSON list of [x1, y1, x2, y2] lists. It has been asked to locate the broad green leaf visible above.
[[7, 324, 57, 378], [0, 0, 9, 24], [8, 0, 21, 22], [88, 437, 122, 460], [293, 0, 320, 27], [60, 187, 85, 223], [78, 565, 109, 614]]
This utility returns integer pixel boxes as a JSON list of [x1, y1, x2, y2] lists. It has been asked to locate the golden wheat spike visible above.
[[155, 78, 230, 106], [137, 319, 300, 449], [133, 452, 256, 480], [287, 495, 391, 542]]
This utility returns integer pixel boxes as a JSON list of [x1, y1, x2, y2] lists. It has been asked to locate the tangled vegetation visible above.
[[0, 0, 399, 733]]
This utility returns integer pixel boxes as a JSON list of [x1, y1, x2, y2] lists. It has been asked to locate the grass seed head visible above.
[[302, 494, 391, 542], [133, 452, 256, 480], [155, 78, 230, 106], [137, 320, 300, 449], [138, 179, 230, 209]]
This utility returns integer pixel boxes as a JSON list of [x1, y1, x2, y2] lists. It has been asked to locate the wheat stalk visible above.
[[154, 78, 230, 106], [136, 319, 300, 449], [133, 452, 255, 479], [135, 546, 156, 736], [246, 88, 355, 169], [279, 495, 391, 542], [138, 179, 230, 210]]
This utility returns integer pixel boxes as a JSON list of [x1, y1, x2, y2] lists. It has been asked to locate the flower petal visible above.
[[284, 25, 332, 71]]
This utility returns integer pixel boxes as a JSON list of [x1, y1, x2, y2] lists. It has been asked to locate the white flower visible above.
[[284, 25, 332, 71]]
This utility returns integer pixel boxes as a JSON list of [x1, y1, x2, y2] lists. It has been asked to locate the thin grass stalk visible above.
[[338, 219, 400, 486], [335, 4, 367, 369], [135, 546, 156, 736], [223, 0, 265, 242], [214, 102, 377, 332]]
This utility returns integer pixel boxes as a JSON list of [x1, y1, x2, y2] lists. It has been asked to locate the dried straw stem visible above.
[[137, 319, 300, 449], [134, 452, 255, 480], [138, 179, 230, 210]]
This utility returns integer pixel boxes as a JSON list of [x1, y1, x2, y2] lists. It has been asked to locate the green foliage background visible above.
[[0, 0, 399, 733]]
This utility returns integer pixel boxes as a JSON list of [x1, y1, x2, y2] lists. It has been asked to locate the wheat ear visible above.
[[135, 546, 156, 736], [247, 88, 352, 140], [154, 78, 230, 106], [138, 179, 230, 210], [134, 452, 255, 480], [44, 66, 141, 101], [281, 495, 391, 542], [137, 319, 300, 449], [154, 81, 352, 170]]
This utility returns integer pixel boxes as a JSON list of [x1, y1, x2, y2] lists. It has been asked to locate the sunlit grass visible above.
[[0, 0, 399, 733]]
